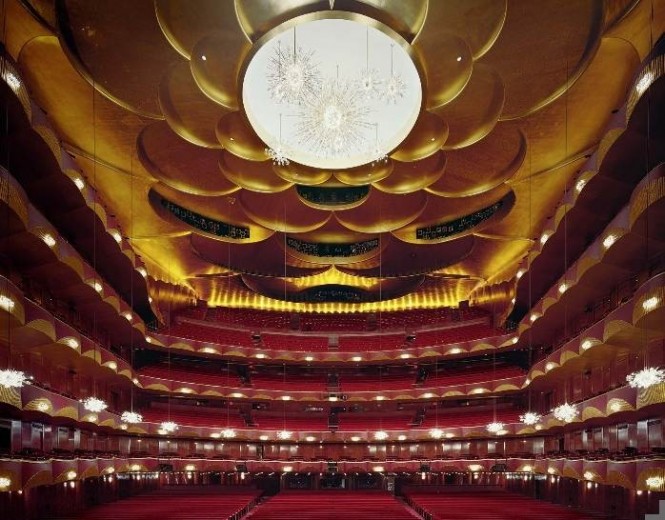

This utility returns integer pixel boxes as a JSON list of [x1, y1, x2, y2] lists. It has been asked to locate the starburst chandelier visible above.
[[429, 427, 444, 439], [626, 367, 665, 389], [296, 78, 373, 158], [519, 412, 542, 426], [277, 430, 292, 440], [221, 428, 236, 439], [486, 422, 505, 434], [265, 145, 290, 166], [552, 403, 579, 423], [120, 411, 143, 424], [0, 369, 32, 389], [159, 421, 178, 433], [358, 68, 382, 101], [81, 397, 108, 413], [374, 430, 389, 441], [267, 40, 320, 104]]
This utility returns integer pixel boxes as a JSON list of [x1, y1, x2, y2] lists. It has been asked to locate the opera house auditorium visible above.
[[0, 1, 664, 518]]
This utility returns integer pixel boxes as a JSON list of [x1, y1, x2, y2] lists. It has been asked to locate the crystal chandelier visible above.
[[221, 428, 236, 439], [267, 41, 320, 104], [81, 397, 108, 413], [358, 68, 382, 101], [374, 430, 388, 441], [277, 430, 292, 440], [519, 412, 542, 426], [265, 145, 289, 166], [429, 428, 444, 439], [626, 367, 665, 390], [486, 422, 505, 434], [120, 411, 143, 424], [0, 369, 32, 389], [159, 421, 178, 433], [552, 403, 579, 423]]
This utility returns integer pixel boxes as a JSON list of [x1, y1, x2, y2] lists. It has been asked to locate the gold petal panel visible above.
[[190, 33, 250, 110], [239, 188, 332, 233], [158, 61, 230, 149], [332, 160, 394, 186], [56, 0, 181, 118], [428, 127, 526, 197], [215, 111, 267, 161], [219, 151, 293, 193], [155, 0, 249, 59], [274, 161, 333, 186], [138, 122, 240, 197], [374, 152, 447, 195], [235, 0, 331, 41], [390, 112, 449, 162], [435, 64, 505, 151], [335, 189, 427, 233], [482, 0, 604, 120]]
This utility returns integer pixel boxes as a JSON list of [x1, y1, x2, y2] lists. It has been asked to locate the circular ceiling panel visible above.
[[240, 14, 422, 169]]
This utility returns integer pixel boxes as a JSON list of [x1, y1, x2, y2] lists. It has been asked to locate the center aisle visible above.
[[247, 490, 418, 519]]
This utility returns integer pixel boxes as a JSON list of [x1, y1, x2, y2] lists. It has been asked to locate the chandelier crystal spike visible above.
[[120, 411, 143, 424], [626, 367, 665, 389], [81, 396, 108, 413], [0, 369, 32, 389], [552, 402, 579, 423], [519, 411, 542, 426]]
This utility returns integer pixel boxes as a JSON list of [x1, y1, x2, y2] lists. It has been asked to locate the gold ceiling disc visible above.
[[215, 111, 267, 161], [155, 0, 249, 59], [436, 63, 505, 151], [332, 160, 394, 186], [219, 150, 293, 193], [158, 61, 230, 149], [138, 122, 240, 197], [273, 161, 334, 186], [56, 0, 179, 119], [390, 112, 449, 162], [374, 151, 446, 195], [190, 33, 250, 110]]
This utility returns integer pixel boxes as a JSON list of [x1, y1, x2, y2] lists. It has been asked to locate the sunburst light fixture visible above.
[[552, 403, 579, 423], [81, 397, 108, 413], [159, 421, 178, 433], [519, 412, 542, 426], [0, 369, 32, 389], [120, 411, 143, 424], [626, 367, 665, 390], [485, 422, 505, 434], [277, 430, 293, 440], [374, 430, 389, 440]]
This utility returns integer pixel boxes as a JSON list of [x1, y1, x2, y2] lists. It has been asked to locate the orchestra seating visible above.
[[260, 333, 329, 351], [405, 490, 597, 520], [338, 334, 405, 351], [77, 486, 260, 520], [248, 491, 416, 519]]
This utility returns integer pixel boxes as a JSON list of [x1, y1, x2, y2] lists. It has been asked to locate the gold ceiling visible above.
[[3, 0, 661, 311]]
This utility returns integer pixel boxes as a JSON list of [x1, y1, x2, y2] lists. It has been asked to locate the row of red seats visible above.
[[141, 408, 247, 429], [250, 491, 416, 519], [260, 333, 330, 351], [406, 490, 596, 520], [410, 323, 498, 347], [78, 486, 260, 520], [423, 366, 525, 387], [165, 322, 254, 347]]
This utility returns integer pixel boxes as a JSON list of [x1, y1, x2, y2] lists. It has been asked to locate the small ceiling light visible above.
[[73, 177, 85, 190], [422, 392, 434, 399], [146, 337, 153, 344], [584, 471, 594, 481], [81, 397, 108, 413], [305, 355, 314, 362], [602, 234, 616, 249], [277, 430, 292, 440], [329, 395, 338, 402], [0, 295, 15, 312], [400, 353, 411, 359], [281, 395, 291, 401], [540, 233, 550, 245], [37, 401, 50, 412], [222, 428, 236, 439], [575, 178, 586, 193], [552, 403, 579, 423], [210, 432, 221, 439], [429, 428, 444, 439], [130, 464, 141, 472], [282, 466, 293, 473], [375, 395, 385, 401], [305, 436, 316, 442], [581, 340, 593, 351], [122, 311, 133, 321], [137, 267, 148, 278], [121, 411, 143, 424], [231, 392, 243, 398], [545, 362, 556, 372], [110, 230, 122, 243], [626, 367, 665, 389], [159, 421, 178, 433], [92, 281, 103, 293], [522, 466, 533, 472], [445, 432, 454, 439], [529, 313, 538, 323], [516, 269, 526, 279], [511, 297, 516, 304], [201, 55, 207, 61], [486, 422, 504, 434], [456, 56, 462, 62], [471, 388, 485, 394], [0, 477, 11, 490], [519, 412, 541, 426], [636, 71, 655, 95], [350, 436, 361, 442], [374, 430, 388, 441], [397, 435, 407, 441], [107, 361, 117, 371], [4, 71, 21, 91], [0, 369, 32, 389], [642, 296, 660, 312], [547, 467, 556, 475], [558, 282, 568, 294], [352, 356, 362, 362], [66, 471, 77, 480], [256, 353, 266, 359], [42, 233, 56, 247], [259, 435, 269, 441], [373, 466, 384, 473], [449, 347, 462, 355], [468, 464, 482, 472], [202, 347, 217, 354], [180, 387, 193, 394]]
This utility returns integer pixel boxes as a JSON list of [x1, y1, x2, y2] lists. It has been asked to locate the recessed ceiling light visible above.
[[73, 177, 85, 190], [42, 233, 56, 247]]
